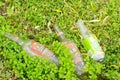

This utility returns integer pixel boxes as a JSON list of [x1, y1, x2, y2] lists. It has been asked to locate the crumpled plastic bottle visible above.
[[76, 20, 105, 61], [54, 25, 85, 76], [5, 33, 59, 66]]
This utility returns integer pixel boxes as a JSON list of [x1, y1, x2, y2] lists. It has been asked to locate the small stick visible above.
[[47, 21, 52, 34], [83, 19, 100, 23], [102, 16, 109, 24]]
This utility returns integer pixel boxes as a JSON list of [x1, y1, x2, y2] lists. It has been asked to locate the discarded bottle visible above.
[[5, 33, 59, 66], [54, 25, 85, 76], [76, 20, 105, 61]]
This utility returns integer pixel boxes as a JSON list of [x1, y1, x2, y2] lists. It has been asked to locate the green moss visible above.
[[0, 0, 120, 79]]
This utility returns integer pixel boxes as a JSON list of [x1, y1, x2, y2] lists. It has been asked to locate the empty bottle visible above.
[[54, 25, 85, 76], [76, 20, 105, 61], [5, 33, 59, 66]]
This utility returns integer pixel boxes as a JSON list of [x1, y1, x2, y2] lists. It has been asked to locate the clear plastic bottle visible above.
[[5, 33, 59, 66], [54, 25, 85, 76], [76, 20, 105, 61]]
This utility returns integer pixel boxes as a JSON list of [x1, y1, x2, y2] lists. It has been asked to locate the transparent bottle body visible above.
[[64, 40, 85, 76], [76, 20, 105, 61], [5, 33, 59, 66], [54, 25, 85, 75]]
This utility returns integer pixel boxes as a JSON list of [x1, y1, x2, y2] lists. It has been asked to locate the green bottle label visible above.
[[82, 35, 102, 57]]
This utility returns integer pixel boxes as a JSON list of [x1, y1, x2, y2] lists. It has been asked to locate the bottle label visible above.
[[30, 41, 43, 56], [73, 55, 83, 64], [64, 41, 80, 54], [64, 41, 83, 64], [82, 35, 103, 57], [30, 41, 53, 57]]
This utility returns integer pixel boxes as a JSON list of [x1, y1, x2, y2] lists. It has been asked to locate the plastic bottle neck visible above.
[[76, 20, 90, 39], [5, 33, 25, 46], [54, 25, 67, 42], [16, 38, 25, 46]]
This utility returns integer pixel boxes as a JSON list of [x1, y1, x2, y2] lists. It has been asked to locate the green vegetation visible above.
[[0, 0, 120, 80]]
